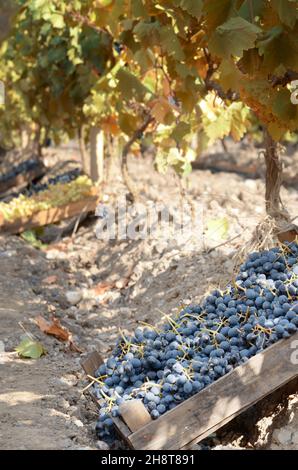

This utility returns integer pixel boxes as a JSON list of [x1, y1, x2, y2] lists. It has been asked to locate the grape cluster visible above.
[[25, 168, 81, 196], [0, 159, 40, 183], [93, 243, 298, 443]]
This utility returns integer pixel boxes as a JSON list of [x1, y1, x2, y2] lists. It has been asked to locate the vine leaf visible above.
[[51, 13, 65, 29], [205, 218, 229, 242], [150, 98, 174, 123], [179, 0, 203, 18], [204, 112, 231, 141], [218, 59, 242, 92], [160, 25, 185, 61], [209, 17, 261, 58], [116, 68, 150, 101], [203, 0, 235, 30], [16, 338, 45, 359], [271, 0, 297, 29]]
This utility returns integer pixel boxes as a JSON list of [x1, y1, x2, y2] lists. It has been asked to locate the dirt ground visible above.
[[0, 141, 297, 450]]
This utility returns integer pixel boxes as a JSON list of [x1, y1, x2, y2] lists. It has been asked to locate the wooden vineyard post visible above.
[[21, 129, 29, 149], [78, 125, 89, 176], [90, 127, 105, 184]]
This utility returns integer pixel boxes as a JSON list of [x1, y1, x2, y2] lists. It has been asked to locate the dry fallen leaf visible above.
[[92, 281, 115, 296], [35, 315, 50, 332], [44, 240, 72, 252], [42, 275, 58, 285], [35, 315, 83, 354], [36, 316, 70, 341]]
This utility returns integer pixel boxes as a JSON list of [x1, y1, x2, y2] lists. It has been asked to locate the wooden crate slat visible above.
[[113, 417, 134, 447], [181, 376, 298, 450], [119, 400, 152, 433], [128, 333, 298, 450], [81, 351, 104, 407], [0, 194, 99, 234], [81, 350, 104, 376]]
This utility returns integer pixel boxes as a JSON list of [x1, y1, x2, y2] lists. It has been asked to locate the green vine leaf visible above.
[[209, 17, 261, 58], [16, 338, 45, 359]]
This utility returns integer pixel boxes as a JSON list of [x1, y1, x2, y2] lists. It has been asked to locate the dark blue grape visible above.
[[183, 381, 193, 394]]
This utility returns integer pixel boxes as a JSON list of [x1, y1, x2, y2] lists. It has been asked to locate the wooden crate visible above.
[[0, 162, 45, 194], [0, 192, 99, 234], [193, 160, 260, 179], [81, 332, 298, 450]]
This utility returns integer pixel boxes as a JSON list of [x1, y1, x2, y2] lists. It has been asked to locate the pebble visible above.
[[89, 266, 100, 276], [154, 241, 168, 255], [46, 250, 64, 260], [66, 306, 78, 319], [274, 428, 292, 445], [52, 376, 77, 389], [72, 419, 84, 428], [212, 445, 239, 450], [66, 291, 82, 305], [209, 200, 222, 211], [119, 307, 131, 315], [96, 440, 110, 450], [76, 446, 95, 451], [229, 207, 240, 216], [0, 250, 17, 257], [244, 180, 256, 189], [57, 397, 70, 410]]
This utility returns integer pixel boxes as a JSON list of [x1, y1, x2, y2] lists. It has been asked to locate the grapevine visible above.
[[1, 1, 297, 174]]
